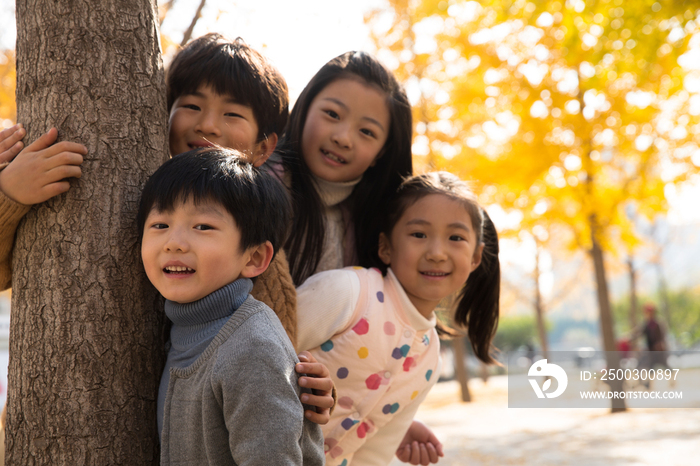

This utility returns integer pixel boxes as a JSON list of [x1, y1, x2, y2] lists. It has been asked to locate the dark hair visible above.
[[166, 33, 289, 141], [379, 172, 500, 364], [278, 51, 413, 285], [137, 147, 291, 256]]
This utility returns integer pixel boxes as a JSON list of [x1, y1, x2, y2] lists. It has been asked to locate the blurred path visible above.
[[390, 376, 700, 466]]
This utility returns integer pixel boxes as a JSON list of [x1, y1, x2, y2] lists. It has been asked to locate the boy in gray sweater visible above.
[[137, 147, 324, 465]]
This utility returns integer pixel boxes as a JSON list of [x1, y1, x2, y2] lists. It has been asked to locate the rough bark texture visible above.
[[7, 1, 169, 464]]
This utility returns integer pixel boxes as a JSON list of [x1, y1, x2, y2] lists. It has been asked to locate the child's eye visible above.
[[183, 104, 200, 111], [360, 128, 376, 138], [151, 223, 168, 230], [224, 112, 244, 119], [410, 232, 427, 239], [324, 109, 340, 119], [194, 224, 214, 231], [450, 235, 466, 242]]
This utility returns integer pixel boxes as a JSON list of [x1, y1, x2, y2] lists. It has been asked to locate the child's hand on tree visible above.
[[396, 420, 444, 465], [0, 127, 86, 205], [0, 124, 26, 165], [296, 351, 336, 425]]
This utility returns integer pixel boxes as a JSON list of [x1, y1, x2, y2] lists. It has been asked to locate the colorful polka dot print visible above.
[[352, 318, 369, 335], [382, 402, 399, 414], [341, 418, 358, 430], [357, 421, 369, 438], [384, 321, 395, 335], [365, 373, 382, 390], [338, 396, 353, 409], [403, 356, 416, 372]]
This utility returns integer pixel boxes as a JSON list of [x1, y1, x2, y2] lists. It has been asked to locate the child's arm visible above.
[[395, 420, 444, 465], [0, 127, 86, 291], [220, 335, 324, 465], [296, 268, 361, 351], [0, 124, 29, 290]]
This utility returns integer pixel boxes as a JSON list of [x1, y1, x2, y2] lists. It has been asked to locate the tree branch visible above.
[[180, 0, 207, 47]]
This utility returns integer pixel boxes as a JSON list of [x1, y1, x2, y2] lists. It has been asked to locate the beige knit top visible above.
[[312, 175, 361, 275]]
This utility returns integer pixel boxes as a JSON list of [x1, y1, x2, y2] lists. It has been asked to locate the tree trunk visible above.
[[8, 1, 169, 464], [452, 337, 471, 402], [627, 255, 638, 345], [589, 220, 626, 412], [533, 243, 549, 359], [654, 259, 672, 335]]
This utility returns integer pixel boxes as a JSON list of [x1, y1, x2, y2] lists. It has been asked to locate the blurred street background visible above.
[[391, 376, 700, 466]]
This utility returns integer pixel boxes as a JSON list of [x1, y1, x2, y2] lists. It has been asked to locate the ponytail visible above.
[[451, 209, 500, 364]]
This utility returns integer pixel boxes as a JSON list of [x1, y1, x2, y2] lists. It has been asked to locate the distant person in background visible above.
[[641, 303, 667, 352], [635, 303, 670, 374]]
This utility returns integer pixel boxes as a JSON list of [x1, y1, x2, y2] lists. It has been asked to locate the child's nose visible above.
[[331, 124, 352, 149], [164, 231, 189, 253], [195, 111, 222, 136], [425, 240, 447, 262]]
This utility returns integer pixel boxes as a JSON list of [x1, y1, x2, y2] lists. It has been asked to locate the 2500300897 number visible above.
[[601, 368, 679, 381]]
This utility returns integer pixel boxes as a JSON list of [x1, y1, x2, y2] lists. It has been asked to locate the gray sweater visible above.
[[159, 285, 324, 465]]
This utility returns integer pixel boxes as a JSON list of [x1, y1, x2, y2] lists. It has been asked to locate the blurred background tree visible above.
[[0, 49, 15, 126]]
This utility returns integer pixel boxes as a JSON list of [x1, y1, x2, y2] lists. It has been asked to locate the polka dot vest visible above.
[[310, 267, 441, 465]]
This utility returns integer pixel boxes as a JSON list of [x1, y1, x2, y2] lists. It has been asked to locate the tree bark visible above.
[[8, 1, 169, 464]]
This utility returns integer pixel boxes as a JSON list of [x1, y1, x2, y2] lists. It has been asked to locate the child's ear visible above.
[[252, 133, 278, 168], [377, 232, 392, 265], [471, 242, 485, 272], [240, 241, 274, 278]]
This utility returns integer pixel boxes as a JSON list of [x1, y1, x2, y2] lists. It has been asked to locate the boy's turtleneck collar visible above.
[[165, 278, 253, 349], [312, 174, 361, 207]]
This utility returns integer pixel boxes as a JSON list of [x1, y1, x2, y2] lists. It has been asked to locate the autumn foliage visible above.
[[367, 0, 699, 254]]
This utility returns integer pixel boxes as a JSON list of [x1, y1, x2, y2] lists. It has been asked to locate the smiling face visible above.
[[301, 77, 390, 182], [378, 194, 484, 318], [141, 198, 255, 303], [168, 85, 275, 165]]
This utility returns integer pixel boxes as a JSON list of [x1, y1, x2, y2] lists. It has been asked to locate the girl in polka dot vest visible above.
[[297, 172, 501, 466]]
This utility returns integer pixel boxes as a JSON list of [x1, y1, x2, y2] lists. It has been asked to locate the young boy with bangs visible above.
[[0, 33, 334, 422], [138, 147, 323, 464]]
